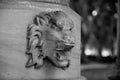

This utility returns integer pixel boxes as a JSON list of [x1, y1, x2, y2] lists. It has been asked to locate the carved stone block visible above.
[[0, 0, 86, 80]]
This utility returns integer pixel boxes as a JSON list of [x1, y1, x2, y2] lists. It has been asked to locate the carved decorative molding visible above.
[[0, 0, 70, 6], [25, 11, 75, 70]]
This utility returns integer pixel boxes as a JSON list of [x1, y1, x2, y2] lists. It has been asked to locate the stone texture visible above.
[[0, 0, 86, 80]]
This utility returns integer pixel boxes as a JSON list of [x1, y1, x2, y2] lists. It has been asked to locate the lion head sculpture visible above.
[[25, 11, 75, 70]]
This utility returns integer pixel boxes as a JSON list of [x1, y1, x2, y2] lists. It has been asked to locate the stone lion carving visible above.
[[25, 11, 75, 70]]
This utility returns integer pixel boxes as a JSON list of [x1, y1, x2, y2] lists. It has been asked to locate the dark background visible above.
[[70, 0, 118, 80]]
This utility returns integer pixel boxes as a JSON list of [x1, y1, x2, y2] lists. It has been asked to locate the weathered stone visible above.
[[0, 0, 86, 80]]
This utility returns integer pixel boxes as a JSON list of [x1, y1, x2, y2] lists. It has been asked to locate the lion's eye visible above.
[[52, 24, 63, 31], [50, 19, 64, 31]]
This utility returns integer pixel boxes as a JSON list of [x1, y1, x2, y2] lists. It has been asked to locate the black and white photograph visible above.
[[0, 0, 119, 80]]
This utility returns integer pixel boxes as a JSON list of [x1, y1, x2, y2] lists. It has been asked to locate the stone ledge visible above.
[[0, 0, 70, 6]]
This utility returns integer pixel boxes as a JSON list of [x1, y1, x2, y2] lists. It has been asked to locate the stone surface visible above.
[[1, 0, 70, 6], [0, 1, 85, 80]]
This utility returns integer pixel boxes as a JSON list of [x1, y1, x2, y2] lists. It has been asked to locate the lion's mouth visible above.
[[55, 44, 74, 61], [49, 44, 74, 69], [43, 42, 75, 69], [54, 51, 67, 61]]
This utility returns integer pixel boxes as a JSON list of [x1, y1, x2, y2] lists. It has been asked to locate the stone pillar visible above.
[[0, 0, 86, 80]]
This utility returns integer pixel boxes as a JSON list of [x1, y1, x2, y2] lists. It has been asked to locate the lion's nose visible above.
[[63, 36, 75, 45]]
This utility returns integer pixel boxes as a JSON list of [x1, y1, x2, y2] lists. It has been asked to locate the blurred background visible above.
[[70, 0, 118, 80]]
